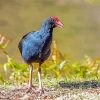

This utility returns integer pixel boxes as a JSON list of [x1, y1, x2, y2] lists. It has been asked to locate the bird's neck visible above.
[[39, 25, 53, 38]]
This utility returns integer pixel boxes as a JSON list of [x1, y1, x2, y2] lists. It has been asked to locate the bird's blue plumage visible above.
[[18, 17, 53, 64], [18, 16, 63, 92]]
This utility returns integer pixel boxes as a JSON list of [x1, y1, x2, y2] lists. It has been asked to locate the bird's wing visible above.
[[18, 31, 35, 55]]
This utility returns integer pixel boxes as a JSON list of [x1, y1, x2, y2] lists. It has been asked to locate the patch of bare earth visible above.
[[0, 87, 100, 100], [0, 81, 100, 100]]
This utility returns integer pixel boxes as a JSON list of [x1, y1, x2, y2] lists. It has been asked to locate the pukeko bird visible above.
[[18, 16, 63, 93]]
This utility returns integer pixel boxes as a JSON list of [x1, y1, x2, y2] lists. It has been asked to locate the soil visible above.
[[0, 81, 100, 100]]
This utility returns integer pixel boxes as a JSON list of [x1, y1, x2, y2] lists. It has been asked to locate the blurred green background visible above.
[[0, 0, 100, 63]]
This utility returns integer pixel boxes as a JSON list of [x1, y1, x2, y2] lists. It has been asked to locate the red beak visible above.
[[56, 21, 64, 28]]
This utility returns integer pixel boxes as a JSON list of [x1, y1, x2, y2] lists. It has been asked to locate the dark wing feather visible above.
[[18, 31, 35, 55]]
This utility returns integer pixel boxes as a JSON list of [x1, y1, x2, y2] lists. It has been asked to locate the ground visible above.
[[0, 80, 100, 100]]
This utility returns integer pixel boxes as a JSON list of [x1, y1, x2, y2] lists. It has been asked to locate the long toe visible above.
[[40, 88, 44, 94], [26, 86, 36, 93], [26, 87, 32, 93], [36, 88, 44, 95]]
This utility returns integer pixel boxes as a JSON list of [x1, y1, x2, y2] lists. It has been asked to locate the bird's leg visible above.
[[26, 64, 34, 92], [37, 63, 44, 94], [29, 64, 33, 88], [38, 63, 42, 89]]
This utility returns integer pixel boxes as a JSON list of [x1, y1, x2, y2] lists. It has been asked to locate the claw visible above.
[[26, 85, 36, 93], [36, 88, 44, 95], [26, 87, 32, 93], [40, 88, 44, 94]]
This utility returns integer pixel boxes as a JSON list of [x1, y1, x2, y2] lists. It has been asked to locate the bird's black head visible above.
[[42, 16, 64, 29]]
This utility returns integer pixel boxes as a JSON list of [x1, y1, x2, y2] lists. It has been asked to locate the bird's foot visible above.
[[26, 87, 31, 93], [26, 85, 36, 93], [36, 88, 44, 95]]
